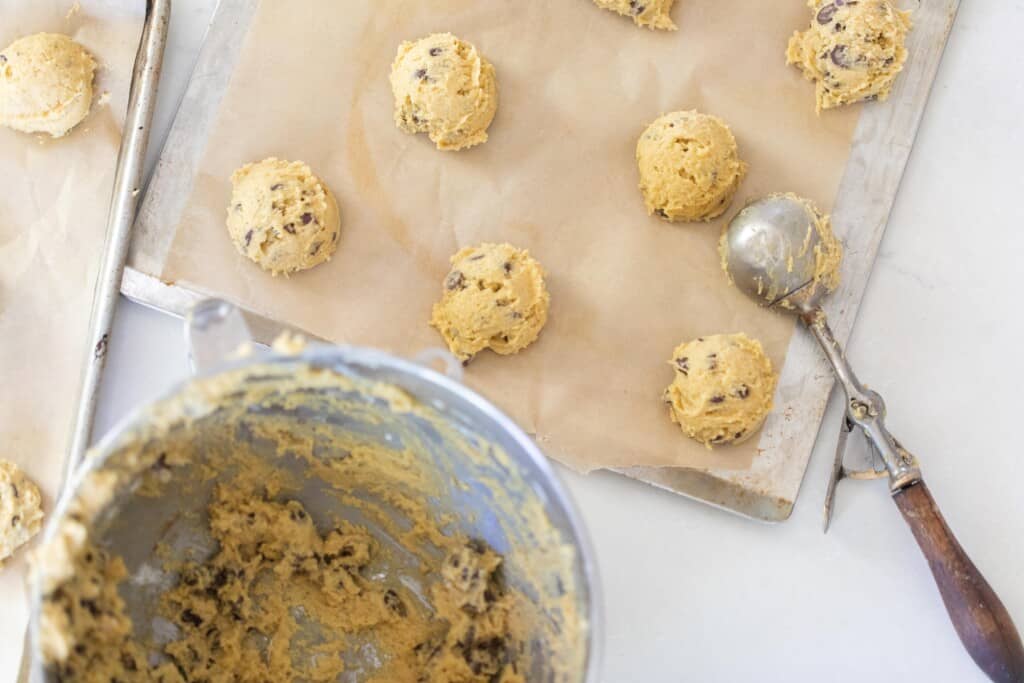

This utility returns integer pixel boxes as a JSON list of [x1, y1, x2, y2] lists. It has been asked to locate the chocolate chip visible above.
[[301, 212, 313, 225], [332, 231, 339, 241], [675, 357, 689, 375], [629, 0, 646, 15], [0, 55, 6, 63], [830, 45, 851, 68], [270, 183, 283, 190], [10, 483, 17, 498], [707, 353, 718, 371], [429, 47, 442, 56], [655, 208, 669, 219], [816, 3, 837, 24], [11, 515, 20, 527], [181, 609, 203, 627], [233, 203, 241, 211], [309, 241, 323, 255], [414, 68, 428, 80], [79, 599, 101, 617], [244, 229, 254, 247], [283, 223, 296, 234], [384, 589, 408, 617], [445, 270, 466, 290], [468, 253, 485, 261], [710, 395, 726, 404], [735, 431, 745, 440], [502, 261, 513, 276], [733, 384, 750, 399], [94, 334, 108, 360]]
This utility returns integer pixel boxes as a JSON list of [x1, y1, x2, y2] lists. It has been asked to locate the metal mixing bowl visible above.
[[29, 303, 601, 682]]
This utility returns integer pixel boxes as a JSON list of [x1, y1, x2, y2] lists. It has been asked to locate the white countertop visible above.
[[91, 1, 1023, 681]]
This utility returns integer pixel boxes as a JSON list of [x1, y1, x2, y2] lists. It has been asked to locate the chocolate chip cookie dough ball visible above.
[[0, 33, 96, 137], [787, 0, 912, 112], [636, 111, 747, 223], [591, 0, 678, 30], [663, 334, 777, 447], [389, 33, 497, 151], [430, 243, 550, 362], [226, 158, 341, 276], [0, 459, 44, 566]]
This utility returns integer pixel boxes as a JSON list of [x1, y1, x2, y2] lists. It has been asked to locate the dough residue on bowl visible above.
[[31, 359, 584, 682]]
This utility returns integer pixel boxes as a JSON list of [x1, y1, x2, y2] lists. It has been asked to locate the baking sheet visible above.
[[0, 0, 138, 675], [146, 0, 860, 473]]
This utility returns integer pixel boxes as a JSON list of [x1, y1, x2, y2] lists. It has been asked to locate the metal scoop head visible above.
[[721, 194, 829, 314]]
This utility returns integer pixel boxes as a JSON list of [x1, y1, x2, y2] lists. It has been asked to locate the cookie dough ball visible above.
[[592, 0, 678, 30], [0, 33, 96, 137], [390, 33, 497, 151], [226, 158, 341, 276], [663, 334, 777, 447], [431, 243, 550, 362], [636, 111, 747, 223], [787, 0, 912, 112], [0, 459, 44, 567]]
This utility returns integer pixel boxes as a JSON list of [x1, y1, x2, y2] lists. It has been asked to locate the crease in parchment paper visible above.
[[0, 0, 138, 672], [156, 0, 861, 475]]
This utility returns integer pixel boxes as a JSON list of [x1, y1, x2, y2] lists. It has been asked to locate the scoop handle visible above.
[[893, 480, 1024, 683]]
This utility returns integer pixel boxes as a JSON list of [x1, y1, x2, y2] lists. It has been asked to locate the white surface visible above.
[[89, 1, 1022, 681]]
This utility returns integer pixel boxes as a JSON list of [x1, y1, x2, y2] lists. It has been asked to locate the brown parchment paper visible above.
[[160, 0, 860, 474], [0, 0, 137, 671]]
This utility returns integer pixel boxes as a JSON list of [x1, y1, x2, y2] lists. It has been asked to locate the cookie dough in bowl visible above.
[[0, 459, 44, 567], [226, 158, 341, 276], [663, 333, 778, 447], [390, 32, 497, 151], [787, 0, 912, 112], [28, 347, 591, 682], [0, 33, 96, 137], [636, 110, 748, 223], [591, 0, 678, 30], [431, 243, 550, 363]]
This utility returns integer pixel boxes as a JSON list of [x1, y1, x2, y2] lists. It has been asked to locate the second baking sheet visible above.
[[152, 0, 861, 472]]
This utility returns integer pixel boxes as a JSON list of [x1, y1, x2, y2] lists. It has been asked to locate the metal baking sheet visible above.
[[125, 0, 960, 521]]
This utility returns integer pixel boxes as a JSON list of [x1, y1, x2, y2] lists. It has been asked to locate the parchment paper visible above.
[[0, 1, 137, 675], [160, 0, 861, 474]]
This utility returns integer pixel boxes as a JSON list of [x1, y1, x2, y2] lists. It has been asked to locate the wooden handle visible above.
[[894, 480, 1024, 682]]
